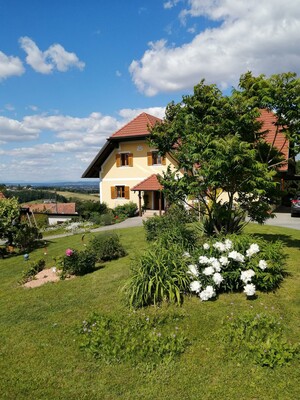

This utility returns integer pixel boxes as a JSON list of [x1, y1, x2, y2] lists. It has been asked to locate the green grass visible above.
[[0, 224, 300, 399], [56, 190, 99, 202]]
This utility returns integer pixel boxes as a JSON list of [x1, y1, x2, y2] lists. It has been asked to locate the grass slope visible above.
[[0, 224, 299, 400]]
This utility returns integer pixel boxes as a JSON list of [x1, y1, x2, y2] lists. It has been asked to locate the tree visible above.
[[0, 197, 20, 243], [149, 73, 300, 235]]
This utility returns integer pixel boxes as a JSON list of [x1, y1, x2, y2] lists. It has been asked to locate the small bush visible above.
[[100, 213, 114, 226], [125, 242, 190, 308], [221, 313, 299, 368], [88, 232, 127, 262], [79, 312, 188, 369], [61, 250, 96, 276], [143, 204, 198, 251], [12, 223, 42, 252], [20, 258, 46, 284], [114, 202, 137, 218]]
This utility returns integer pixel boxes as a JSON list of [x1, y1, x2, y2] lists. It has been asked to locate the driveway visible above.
[[259, 209, 300, 230]]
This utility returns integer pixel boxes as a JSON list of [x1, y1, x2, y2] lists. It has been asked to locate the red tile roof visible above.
[[258, 109, 289, 171], [24, 203, 77, 214], [111, 113, 162, 138], [131, 174, 163, 191], [0, 192, 6, 199]]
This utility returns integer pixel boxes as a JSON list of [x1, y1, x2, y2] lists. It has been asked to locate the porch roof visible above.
[[131, 174, 163, 191]]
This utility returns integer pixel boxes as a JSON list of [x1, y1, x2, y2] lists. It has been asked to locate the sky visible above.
[[0, 0, 299, 183]]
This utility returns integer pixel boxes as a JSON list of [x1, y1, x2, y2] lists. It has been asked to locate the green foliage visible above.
[[79, 312, 188, 368], [87, 232, 127, 262], [143, 205, 198, 251], [61, 249, 96, 276], [221, 313, 299, 368], [11, 223, 42, 252], [33, 213, 49, 229], [0, 197, 20, 241], [194, 234, 287, 293], [114, 202, 138, 218], [20, 259, 46, 284], [149, 73, 300, 234], [75, 200, 109, 220], [125, 242, 191, 308], [201, 203, 247, 236]]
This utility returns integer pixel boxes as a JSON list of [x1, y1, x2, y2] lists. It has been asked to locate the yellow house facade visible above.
[[82, 113, 179, 214]]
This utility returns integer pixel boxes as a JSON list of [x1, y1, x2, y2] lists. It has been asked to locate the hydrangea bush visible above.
[[187, 234, 287, 301]]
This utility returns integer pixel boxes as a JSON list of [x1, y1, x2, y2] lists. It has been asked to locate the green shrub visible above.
[[79, 312, 188, 368], [100, 213, 114, 226], [114, 202, 137, 218], [20, 258, 46, 284], [12, 223, 42, 252], [143, 205, 198, 251], [33, 213, 49, 229], [221, 313, 299, 368], [87, 232, 127, 262], [125, 242, 190, 308], [61, 249, 96, 276]]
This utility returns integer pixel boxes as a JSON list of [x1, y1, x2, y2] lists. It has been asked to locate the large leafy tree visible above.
[[0, 197, 20, 244], [150, 73, 300, 234]]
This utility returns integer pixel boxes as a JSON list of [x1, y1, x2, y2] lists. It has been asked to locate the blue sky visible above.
[[0, 0, 299, 182]]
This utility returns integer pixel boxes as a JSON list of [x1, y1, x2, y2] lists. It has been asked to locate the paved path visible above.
[[44, 216, 144, 240]]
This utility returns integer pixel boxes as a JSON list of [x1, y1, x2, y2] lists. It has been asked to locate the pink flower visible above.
[[65, 248, 73, 257]]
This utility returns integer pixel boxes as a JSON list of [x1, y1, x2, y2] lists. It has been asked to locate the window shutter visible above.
[[147, 152, 152, 166], [116, 154, 121, 167], [162, 155, 166, 165], [125, 186, 130, 199], [128, 153, 133, 167], [111, 186, 116, 199]]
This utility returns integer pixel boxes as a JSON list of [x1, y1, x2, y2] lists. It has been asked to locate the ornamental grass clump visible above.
[[188, 234, 287, 301], [125, 242, 191, 308]]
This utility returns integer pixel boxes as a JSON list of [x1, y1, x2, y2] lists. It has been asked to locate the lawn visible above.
[[0, 224, 299, 400]]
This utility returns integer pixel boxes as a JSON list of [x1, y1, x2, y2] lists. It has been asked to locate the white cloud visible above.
[[164, 0, 180, 9], [0, 116, 39, 142], [19, 36, 85, 74], [0, 51, 25, 80], [130, 0, 300, 95], [0, 107, 167, 182]]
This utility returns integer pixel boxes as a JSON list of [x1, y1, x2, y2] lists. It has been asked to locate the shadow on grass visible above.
[[251, 232, 300, 250]]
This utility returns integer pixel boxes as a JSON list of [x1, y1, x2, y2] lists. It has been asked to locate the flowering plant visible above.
[[186, 234, 286, 301], [65, 248, 74, 257]]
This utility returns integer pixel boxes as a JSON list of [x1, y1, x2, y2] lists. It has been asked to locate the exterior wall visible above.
[[48, 215, 73, 225], [100, 139, 177, 208]]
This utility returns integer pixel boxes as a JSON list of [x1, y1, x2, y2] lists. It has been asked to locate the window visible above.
[[111, 186, 130, 199], [116, 153, 133, 167], [147, 151, 166, 166]]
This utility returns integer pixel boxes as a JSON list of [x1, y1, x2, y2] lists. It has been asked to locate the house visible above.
[[0, 192, 6, 199], [23, 202, 78, 225], [82, 110, 291, 214], [82, 113, 179, 215]]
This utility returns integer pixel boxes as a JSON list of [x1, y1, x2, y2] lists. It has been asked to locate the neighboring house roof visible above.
[[131, 174, 163, 192], [24, 203, 77, 215], [0, 192, 6, 199], [258, 109, 289, 171], [82, 112, 162, 178]]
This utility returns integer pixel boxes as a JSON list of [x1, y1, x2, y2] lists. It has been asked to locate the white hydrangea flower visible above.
[[246, 243, 260, 257], [219, 256, 229, 266], [213, 272, 224, 286], [243, 283, 256, 296], [203, 243, 210, 250], [190, 280, 202, 293], [199, 285, 216, 301], [228, 251, 245, 263], [203, 266, 215, 276], [199, 255, 209, 264], [240, 269, 255, 284], [188, 264, 199, 276], [213, 242, 226, 252], [258, 259, 268, 270], [224, 239, 233, 250]]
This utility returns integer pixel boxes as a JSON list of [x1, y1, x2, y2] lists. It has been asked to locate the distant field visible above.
[[56, 191, 99, 202]]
